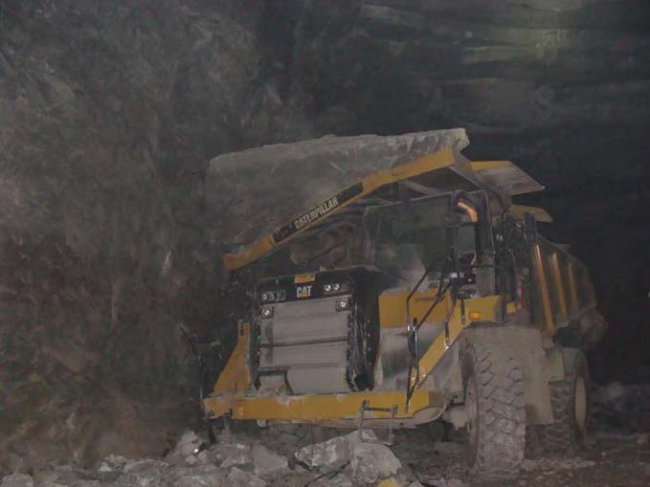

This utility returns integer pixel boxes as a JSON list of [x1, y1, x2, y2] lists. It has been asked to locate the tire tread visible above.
[[541, 347, 590, 453], [465, 341, 526, 480]]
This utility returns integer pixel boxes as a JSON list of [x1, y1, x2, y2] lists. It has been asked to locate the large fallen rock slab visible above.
[[206, 129, 468, 247]]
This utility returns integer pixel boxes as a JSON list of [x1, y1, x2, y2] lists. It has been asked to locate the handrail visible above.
[[406, 256, 451, 332], [405, 256, 452, 410], [405, 257, 442, 329]]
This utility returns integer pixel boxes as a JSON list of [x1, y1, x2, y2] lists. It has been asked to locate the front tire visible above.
[[462, 340, 526, 480], [541, 347, 590, 452]]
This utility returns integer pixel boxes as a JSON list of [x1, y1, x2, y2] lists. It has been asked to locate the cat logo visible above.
[[296, 285, 312, 299]]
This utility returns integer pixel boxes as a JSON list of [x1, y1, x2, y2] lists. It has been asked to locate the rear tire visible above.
[[462, 340, 526, 480], [540, 347, 590, 452]]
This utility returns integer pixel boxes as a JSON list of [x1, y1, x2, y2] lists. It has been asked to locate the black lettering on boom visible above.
[[272, 183, 363, 244]]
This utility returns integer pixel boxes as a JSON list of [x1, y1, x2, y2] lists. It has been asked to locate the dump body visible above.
[[202, 138, 606, 431], [530, 237, 604, 348]]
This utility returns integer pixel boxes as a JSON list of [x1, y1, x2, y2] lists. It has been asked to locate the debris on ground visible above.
[[213, 442, 252, 469], [0, 474, 35, 487], [227, 467, 267, 487], [521, 457, 597, 472], [251, 444, 289, 478], [2, 404, 650, 487], [350, 442, 402, 484], [294, 430, 377, 470]]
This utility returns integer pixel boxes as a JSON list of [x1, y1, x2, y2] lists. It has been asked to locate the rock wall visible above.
[[0, 0, 312, 471]]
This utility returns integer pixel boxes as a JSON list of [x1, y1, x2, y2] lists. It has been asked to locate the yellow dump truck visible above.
[[203, 146, 607, 479]]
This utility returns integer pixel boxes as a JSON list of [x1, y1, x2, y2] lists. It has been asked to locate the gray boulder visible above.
[[171, 464, 223, 487], [350, 442, 402, 484], [252, 444, 289, 478], [206, 130, 469, 247], [0, 474, 34, 487], [214, 442, 252, 469], [227, 467, 267, 487], [294, 430, 377, 469]]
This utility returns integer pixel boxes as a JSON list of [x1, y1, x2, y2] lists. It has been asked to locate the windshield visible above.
[[255, 194, 482, 281], [256, 221, 368, 278], [366, 195, 479, 284]]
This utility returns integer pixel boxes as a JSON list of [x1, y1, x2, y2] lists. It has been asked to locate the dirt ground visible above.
[[390, 381, 650, 486], [394, 429, 650, 487], [1, 384, 648, 487]]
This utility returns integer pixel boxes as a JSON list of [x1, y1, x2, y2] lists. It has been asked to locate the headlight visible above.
[[260, 291, 286, 303], [324, 282, 346, 294], [261, 307, 274, 319], [335, 297, 351, 311]]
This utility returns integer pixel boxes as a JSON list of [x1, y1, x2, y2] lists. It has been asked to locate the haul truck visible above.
[[203, 147, 607, 479]]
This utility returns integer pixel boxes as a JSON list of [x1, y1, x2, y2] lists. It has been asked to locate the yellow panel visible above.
[[550, 253, 568, 323], [377, 478, 405, 487], [506, 301, 519, 315], [469, 160, 544, 196], [380, 289, 500, 329], [294, 274, 316, 283], [567, 261, 579, 315], [533, 245, 555, 336], [223, 236, 275, 273], [509, 204, 553, 223], [469, 160, 511, 171], [206, 293, 502, 422], [412, 295, 501, 387], [203, 389, 438, 421], [379, 289, 501, 395], [213, 325, 250, 394], [378, 287, 450, 328], [464, 295, 501, 324], [223, 148, 456, 270]]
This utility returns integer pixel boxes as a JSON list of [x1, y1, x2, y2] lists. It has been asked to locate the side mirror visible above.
[[523, 213, 538, 245]]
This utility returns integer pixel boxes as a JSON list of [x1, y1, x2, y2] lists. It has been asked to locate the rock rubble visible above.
[[1, 427, 422, 487]]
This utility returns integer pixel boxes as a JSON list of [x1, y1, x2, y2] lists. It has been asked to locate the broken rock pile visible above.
[[0, 429, 423, 487]]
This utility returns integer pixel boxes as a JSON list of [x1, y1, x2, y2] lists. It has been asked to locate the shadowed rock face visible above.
[[0, 0, 309, 470], [0, 0, 648, 472]]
